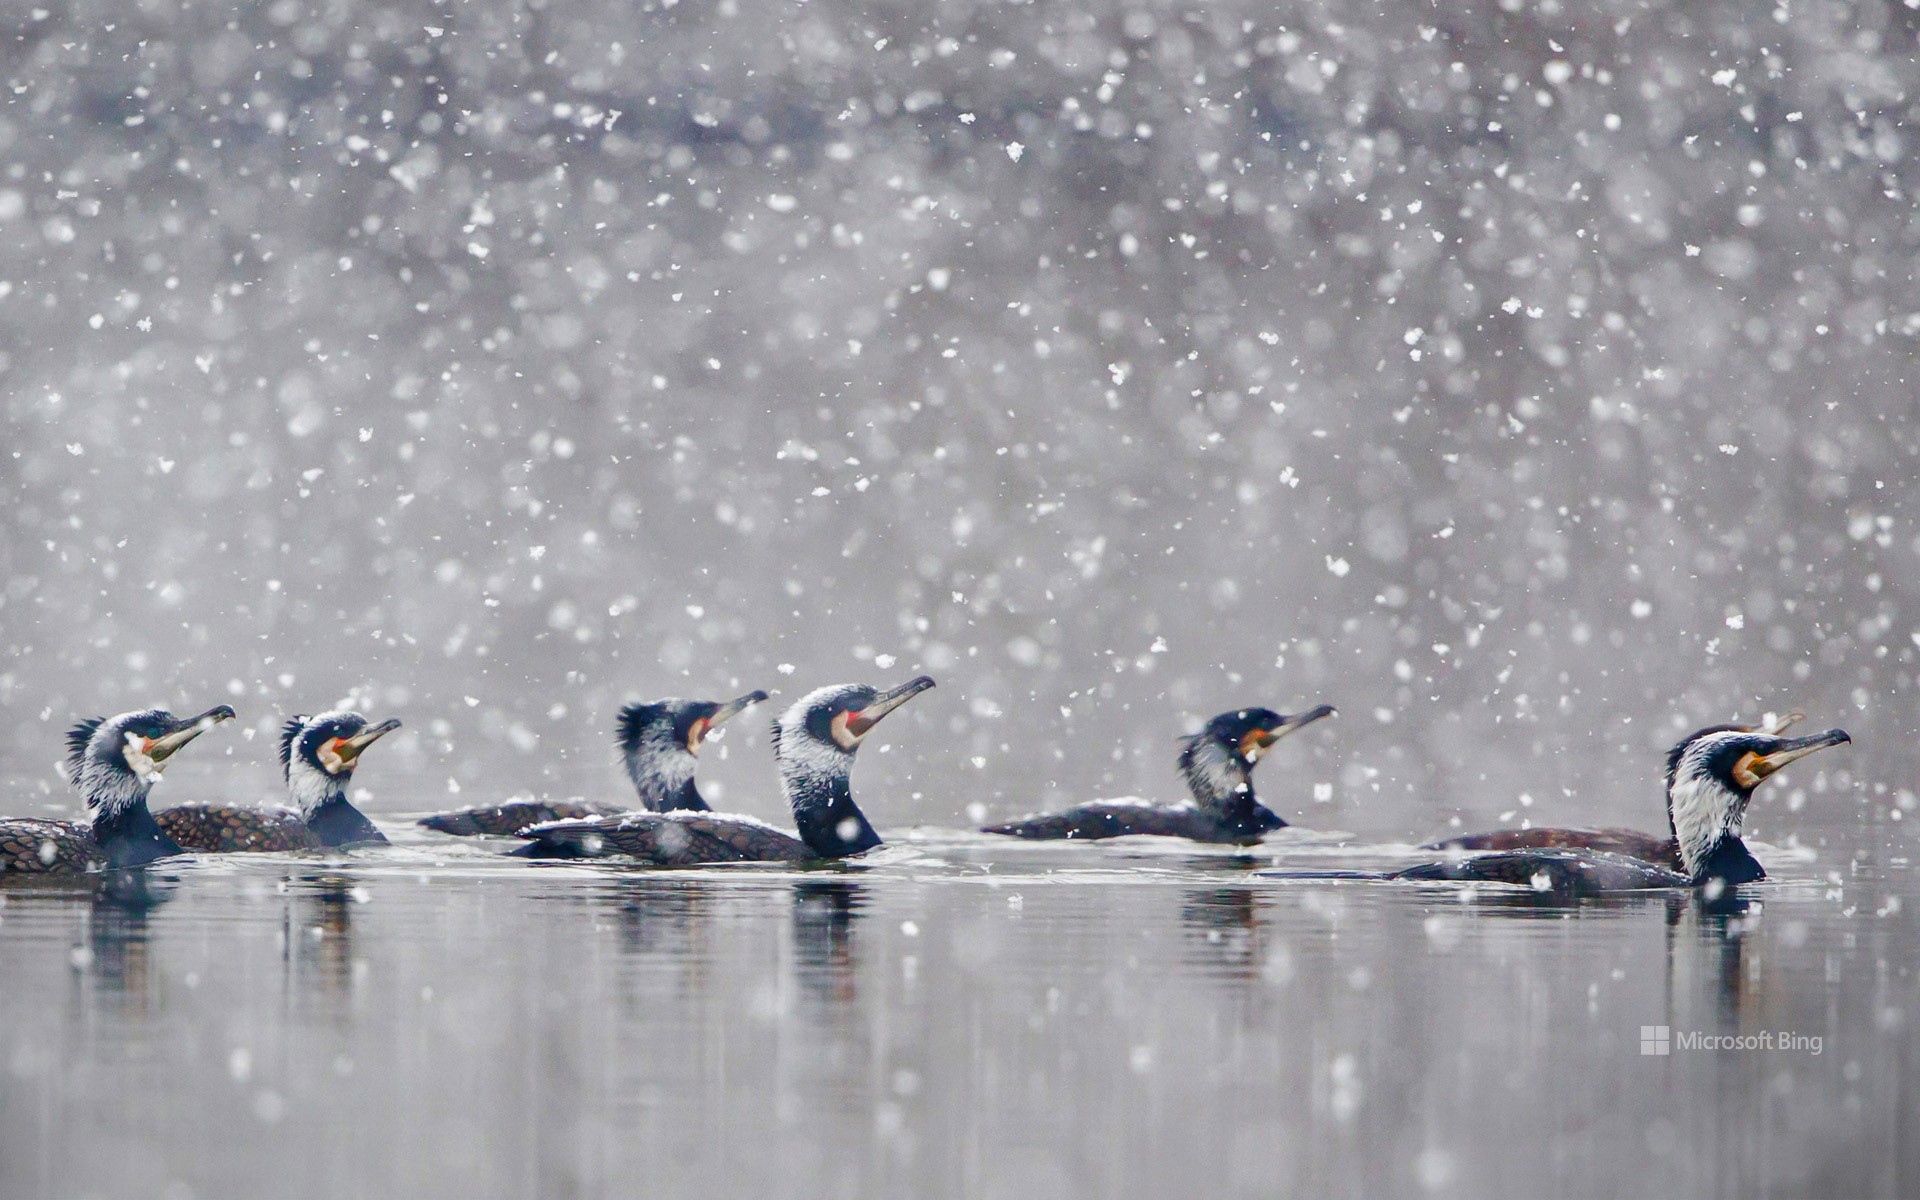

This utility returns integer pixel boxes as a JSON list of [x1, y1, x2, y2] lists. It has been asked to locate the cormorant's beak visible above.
[[847, 675, 936, 737], [691, 690, 770, 752], [335, 717, 402, 765], [710, 691, 769, 733], [1734, 728, 1851, 788], [1751, 710, 1805, 737], [1260, 704, 1337, 745], [147, 705, 237, 763]]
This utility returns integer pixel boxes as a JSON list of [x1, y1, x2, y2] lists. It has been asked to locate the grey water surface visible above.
[[1, 799, 1914, 1199]]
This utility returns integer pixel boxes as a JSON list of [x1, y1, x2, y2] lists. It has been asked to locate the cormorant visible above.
[[512, 676, 934, 865], [417, 691, 768, 836], [0, 706, 236, 874], [1296, 724, 1852, 897], [1419, 711, 1806, 866], [981, 704, 1335, 844], [156, 712, 401, 851]]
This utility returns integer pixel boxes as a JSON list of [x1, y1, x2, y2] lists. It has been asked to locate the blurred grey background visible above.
[[0, 0, 1912, 844]]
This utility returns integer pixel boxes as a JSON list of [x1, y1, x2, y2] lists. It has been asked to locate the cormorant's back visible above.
[[419, 799, 622, 838], [513, 812, 813, 865], [983, 801, 1278, 844]]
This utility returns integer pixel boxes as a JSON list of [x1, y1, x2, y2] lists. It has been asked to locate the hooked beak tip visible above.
[[340, 718, 402, 757], [1282, 704, 1336, 730], [148, 706, 234, 761], [846, 676, 935, 736], [711, 691, 770, 728]]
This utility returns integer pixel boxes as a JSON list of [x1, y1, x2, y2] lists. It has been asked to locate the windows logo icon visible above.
[[1641, 1025, 1670, 1056]]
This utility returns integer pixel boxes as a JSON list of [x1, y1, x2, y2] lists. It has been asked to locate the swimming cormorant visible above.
[[980, 704, 1335, 844], [1419, 711, 1805, 866], [512, 677, 934, 865], [0, 706, 236, 874], [1396, 724, 1852, 894], [156, 712, 401, 851], [417, 691, 768, 836]]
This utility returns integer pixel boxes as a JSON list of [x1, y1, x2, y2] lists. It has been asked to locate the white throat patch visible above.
[[774, 687, 858, 803], [69, 721, 157, 822], [1180, 734, 1250, 812], [624, 721, 698, 808], [287, 755, 346, 819], [124, 732, 165, 783], [1668, 734, 1746, 878], [286, 711, 364, 818]]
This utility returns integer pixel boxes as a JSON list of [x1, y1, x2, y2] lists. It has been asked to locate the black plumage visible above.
[[983, 704, 1334, 844], [515, 677, 933, 865], [1396, 725, 1851, 893], [418, 691, 766, 837], [1, 706, 235, 874], [157, 712, 399, 852]]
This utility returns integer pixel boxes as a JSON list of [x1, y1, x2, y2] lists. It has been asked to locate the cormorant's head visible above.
[[773, 676, 936, 768], [772, 676, 932, 855], [1178, 704, 1334, 807], [1664, 725, 1850, 880], [615, 691, 768, 808], [617, 690, 769, 762], [279, 711, 401, 815], [66, 705, 237, 814], [1207, 705, 1337, 765]]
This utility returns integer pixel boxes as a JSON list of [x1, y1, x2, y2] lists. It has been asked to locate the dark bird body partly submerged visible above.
[[514, 677, 934, 865], [417, 692, 766, 837], [983, 705, 1335, 844], [419, 799, 616, 838], [1416, 712, 1809, 878], [156, 712, 400, 852], [0, 706, 234, 874], [1265, 723, 1851, 897]]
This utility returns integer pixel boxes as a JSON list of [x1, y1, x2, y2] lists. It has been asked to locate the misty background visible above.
[[1, 0, 1913, 849]]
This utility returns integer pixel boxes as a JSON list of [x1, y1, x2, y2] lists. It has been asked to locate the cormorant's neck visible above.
[[658, 775, 710, 814], [781, 757, 881, 859], [1180, 737, 1271, 832], [1243, 801, 1288, 836], [290, 762, 349, 821], [1692, 835, 1765, 887], [625, 741, 700, 813], [1667, 771, 1748, 882], [93, 799, 185, 868], [306, 798, 388, 847]]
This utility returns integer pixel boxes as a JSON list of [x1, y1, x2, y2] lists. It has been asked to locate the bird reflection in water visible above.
[[82, 869, 177, 1014], [285, 873, 366, 1003], [1664, 887, 1765, 1034], [1179, 887, 1270, 981], [791, 878, 865, 1005], [1431, 878, 1774, 1045], [593, 877, 717, 1012], [604, 878, 711, 960]]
